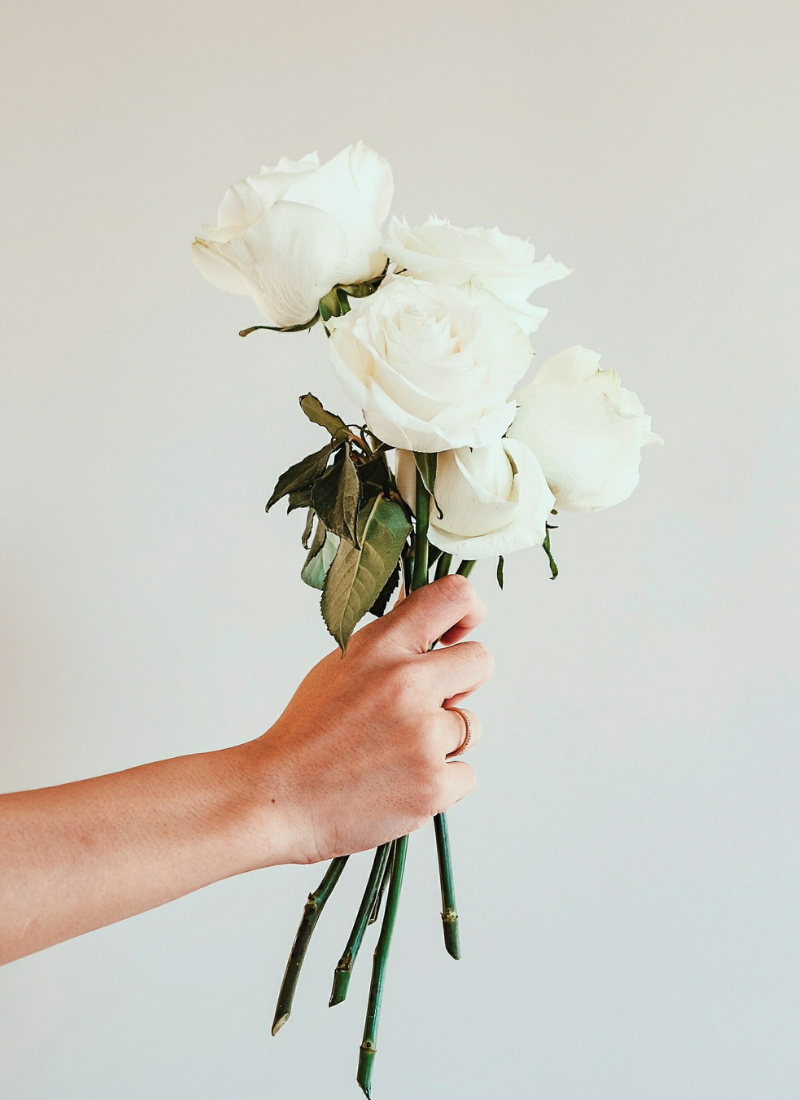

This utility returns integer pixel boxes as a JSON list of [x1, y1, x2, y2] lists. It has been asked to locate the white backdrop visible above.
[[1, 1, 799, 1097]]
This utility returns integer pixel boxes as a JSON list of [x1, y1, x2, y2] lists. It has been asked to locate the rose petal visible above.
[[284, 141, 393, 285], [203, 200, 348, 327], [508, 346, 661, 512], [396, 439, 555, 559]]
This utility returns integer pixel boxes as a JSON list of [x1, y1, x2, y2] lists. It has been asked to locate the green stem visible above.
[[271, 856, 348, 1035], [356, 478, 431, 1095], [357, 836, 409, 1100], [434, 552, 453, 580], [457, 558, 476, 578], [368, 845, 393, 925], [330, 844, 391, 1007], [401, 544, 413, 597], [412, 468, 430, 591], [433, 812, 460, 959], [432, 553, 469, 960]]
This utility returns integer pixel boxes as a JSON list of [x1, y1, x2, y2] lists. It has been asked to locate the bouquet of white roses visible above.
[[193, 140, 660, 1097]]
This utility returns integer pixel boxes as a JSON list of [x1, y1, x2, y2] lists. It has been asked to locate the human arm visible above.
[[0, 575, 491, 965]]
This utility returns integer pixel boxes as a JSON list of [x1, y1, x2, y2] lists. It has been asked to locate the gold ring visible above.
[[446, 708, 473, 759]]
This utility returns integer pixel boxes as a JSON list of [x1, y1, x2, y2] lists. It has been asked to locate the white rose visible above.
[[384, 216, 570, 334], [191, 142, 393, 328], [395, 440, 554, 560], [507, 346, 662, 512], [327, 277, 532, 453]]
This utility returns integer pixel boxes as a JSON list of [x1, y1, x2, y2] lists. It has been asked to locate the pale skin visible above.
[[0, 575, 491, 967]]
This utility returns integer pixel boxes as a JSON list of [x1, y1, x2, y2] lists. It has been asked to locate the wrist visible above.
[[221, 734, 304, 872]]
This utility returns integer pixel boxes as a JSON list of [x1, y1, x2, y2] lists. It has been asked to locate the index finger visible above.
[[379, 574, 486, 653]]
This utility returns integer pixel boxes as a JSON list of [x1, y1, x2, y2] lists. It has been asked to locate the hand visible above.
[[245, 575, 493, 866], [0, 575, 491, 963]]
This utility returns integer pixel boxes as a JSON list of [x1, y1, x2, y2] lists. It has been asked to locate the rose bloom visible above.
[[327, 277, 532, 453], [191, 142, 393, 328], [507, 346, 662, 512], [384, 216, 570, 334], [395, 440, 554, 560]]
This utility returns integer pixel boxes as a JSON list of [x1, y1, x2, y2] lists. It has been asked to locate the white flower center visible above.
[[393, 305, 459, 359]]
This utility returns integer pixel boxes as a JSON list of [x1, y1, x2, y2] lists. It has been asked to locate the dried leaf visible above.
[[356, 455, 393, 500], [266, 441, 339, 512], [311, 450, 360, 546], [239, 314, 319, 336], [301, 508, 315, 549], [299, 394, 350, 442], [287, 487, 313, 513]]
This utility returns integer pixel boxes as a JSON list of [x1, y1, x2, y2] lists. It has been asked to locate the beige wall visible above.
[[1, 1, 799, 1097]]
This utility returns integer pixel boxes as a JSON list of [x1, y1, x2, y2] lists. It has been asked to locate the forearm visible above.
[[0, 740, 282, 964]]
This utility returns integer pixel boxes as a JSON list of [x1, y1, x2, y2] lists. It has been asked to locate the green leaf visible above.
[[299, 394, 350, 442], [321, 497, 412, 650], [496, 555, 505, 589], [266, 441, 340, 512], [542, 526, 558, 580], [311, 450, 360, 545], [301, 522, 340, 591], [369, 560, 400, 618]]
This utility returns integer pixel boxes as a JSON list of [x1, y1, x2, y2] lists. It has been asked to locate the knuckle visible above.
[[386, 662, 419, 707], [462, 640, 494, 676], [409, 769, 439, 821], [418, 716, 445, 758], [401, 716, 439, 769], [407, 809, 432, 834], [435, 572, 472, 604], [447, 763, 476, 808]]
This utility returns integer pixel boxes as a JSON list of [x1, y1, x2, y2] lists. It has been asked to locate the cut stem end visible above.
[[357, 1043, 377, 1099], [329, 965, 352, 1007], [441, 910, 461, 960], [271, 1013, 289, 1036]]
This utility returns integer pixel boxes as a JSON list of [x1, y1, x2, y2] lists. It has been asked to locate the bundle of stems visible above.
[[271, 472, 474, 1098]]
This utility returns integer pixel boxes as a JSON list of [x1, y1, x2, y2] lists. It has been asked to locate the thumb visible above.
[[378, 575, 486, 653]]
